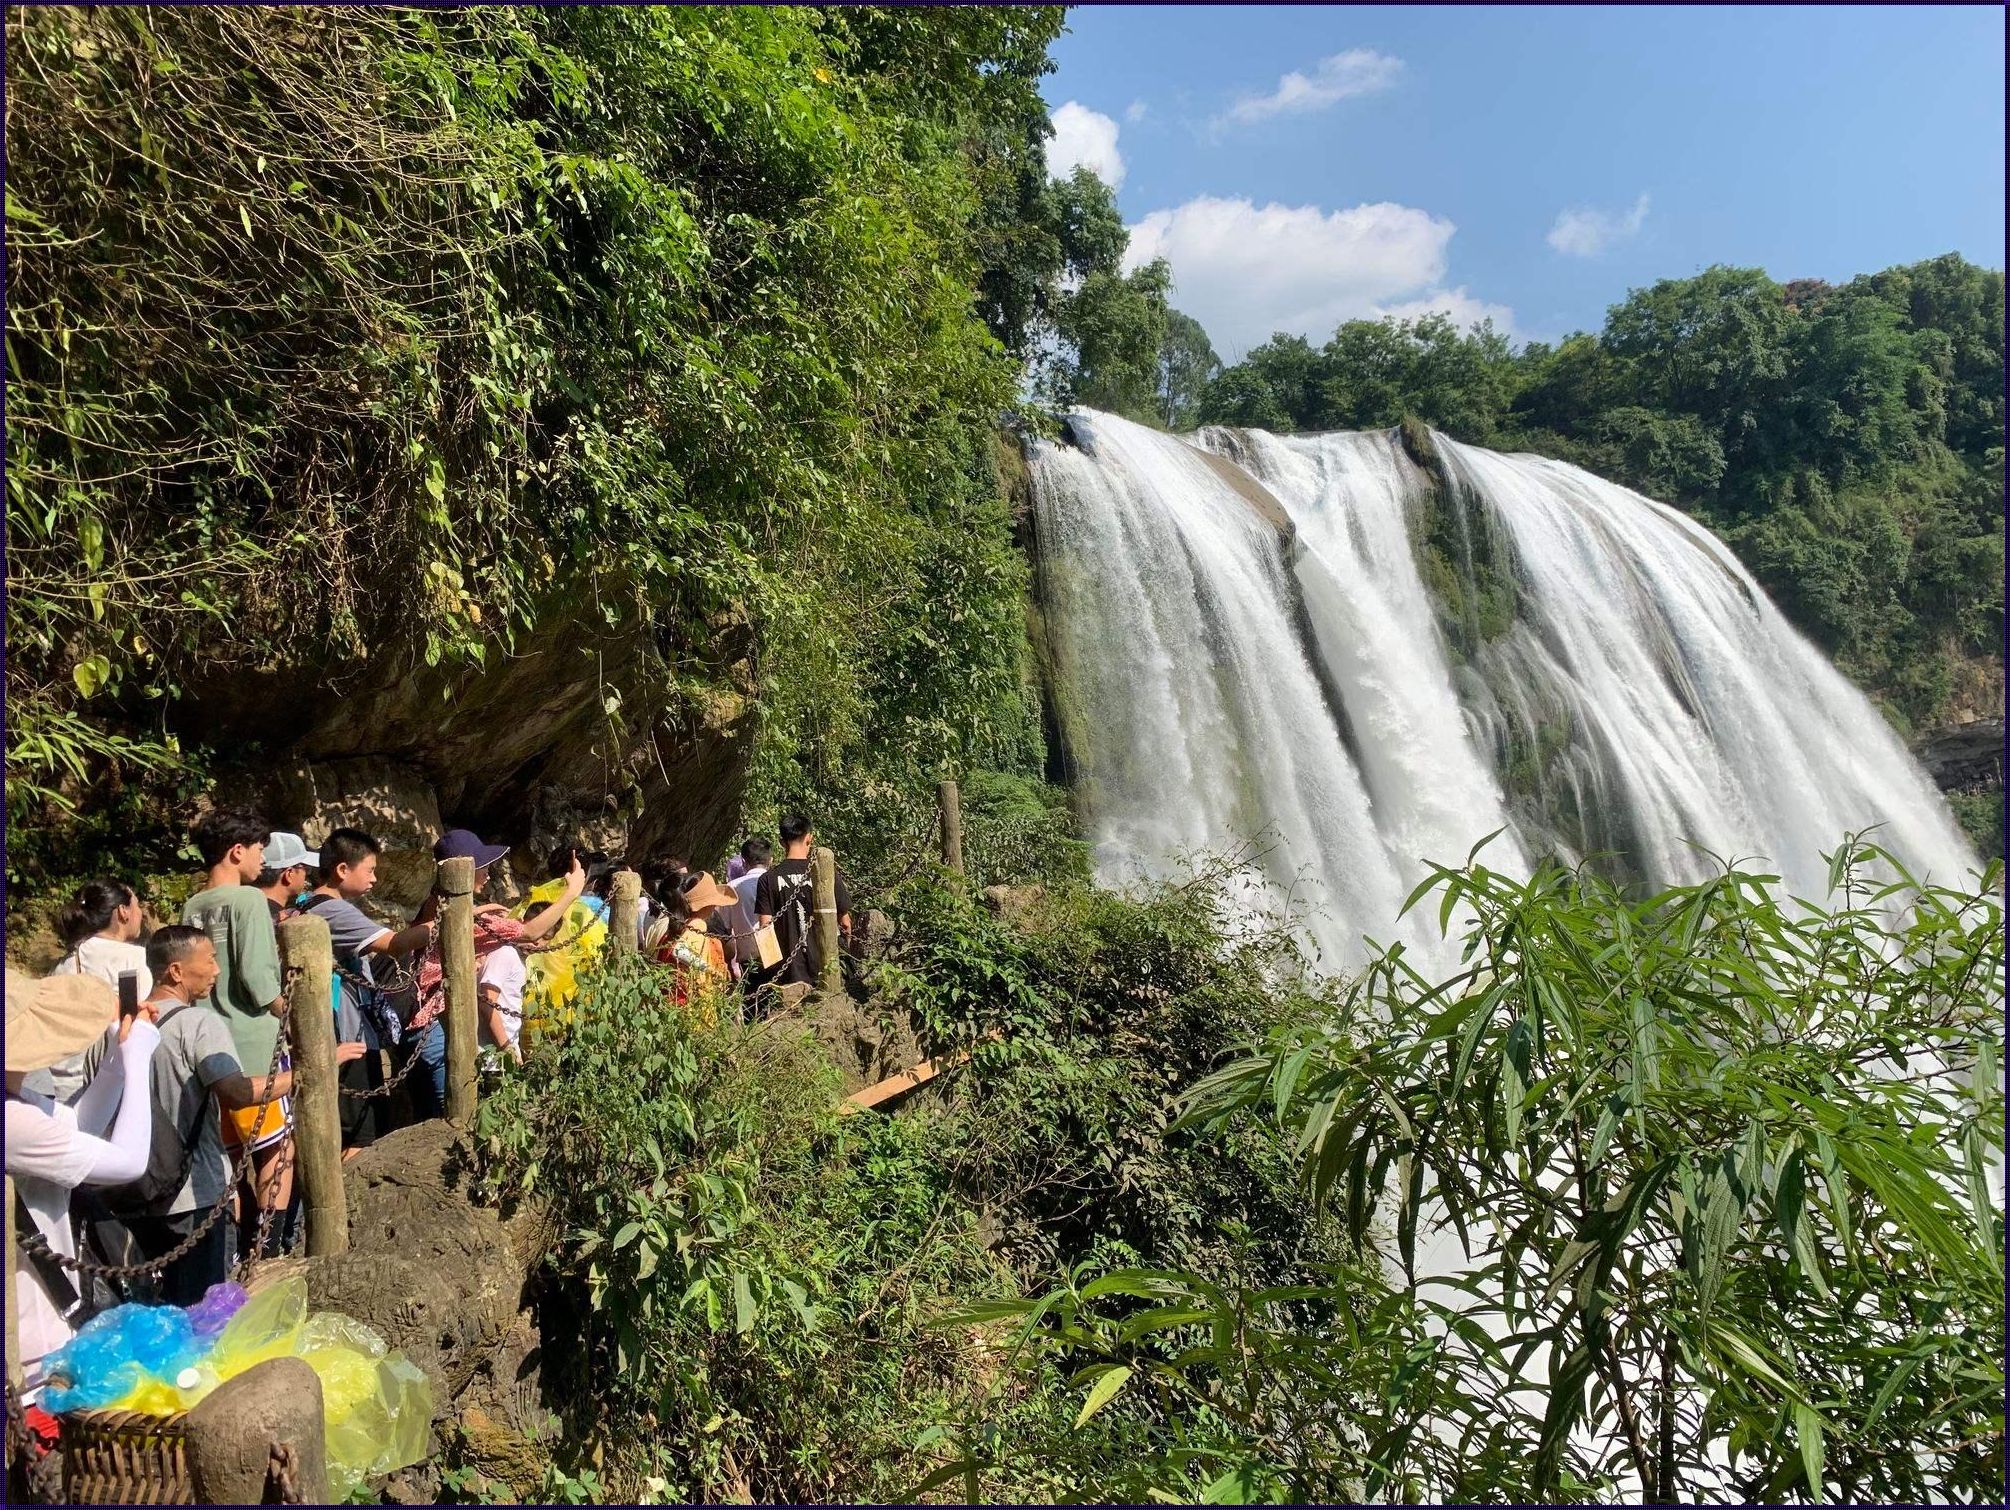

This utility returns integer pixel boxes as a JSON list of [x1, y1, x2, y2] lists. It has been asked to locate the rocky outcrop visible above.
[[178, 598, 758, 890], [1916, 716, 2005, 794], [299, 1120, 554, 1499]]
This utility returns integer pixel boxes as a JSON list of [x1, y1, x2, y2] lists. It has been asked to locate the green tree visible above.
[[1155, 309, 1220, 430], [1235, 333, 1327, 429], [1599, 266, 1797, 499], [1196, 366, 1292, 431], [3, 2, 1061, 877], [1320, 312, 1517, 439]]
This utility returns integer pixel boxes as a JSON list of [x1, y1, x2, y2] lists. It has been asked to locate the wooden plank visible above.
[[839, 1050, 972, 1115], [837, 1029, 1002, 1115]]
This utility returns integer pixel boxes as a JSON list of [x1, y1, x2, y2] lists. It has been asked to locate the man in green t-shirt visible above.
[[180, 807, 290, 1253]]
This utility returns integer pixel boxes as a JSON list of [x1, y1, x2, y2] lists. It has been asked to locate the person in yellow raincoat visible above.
[[516, 844, 609, 1038]]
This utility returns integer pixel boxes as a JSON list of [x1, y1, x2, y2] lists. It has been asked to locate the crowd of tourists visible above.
[[5, 806, 854, 1411]]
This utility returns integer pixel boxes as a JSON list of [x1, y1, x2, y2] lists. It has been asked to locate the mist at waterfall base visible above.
[[1028, 409, 1978, 977]]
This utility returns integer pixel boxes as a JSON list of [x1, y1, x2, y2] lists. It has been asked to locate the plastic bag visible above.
[[40, 1301, 203, 1414], [206, 1275, 308, 1381], [185, 1281, 248, 1340], [298, 1317, 433, 1499], [42, 1272, 433, 1494]]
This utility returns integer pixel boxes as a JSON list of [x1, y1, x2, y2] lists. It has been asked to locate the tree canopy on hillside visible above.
[[1191, 256, 2006, 735]]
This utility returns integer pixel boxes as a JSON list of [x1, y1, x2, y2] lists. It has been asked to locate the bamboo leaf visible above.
[[1794, 1401, 1825, 1500], [1073, 1364, 1132, 1427]]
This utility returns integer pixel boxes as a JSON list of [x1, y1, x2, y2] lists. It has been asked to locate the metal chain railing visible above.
[[17, 982, 297, 1288], [323, 952, 431, 1102], [335, 1041, 429, 1102], [267, 1439, 302, 1503]]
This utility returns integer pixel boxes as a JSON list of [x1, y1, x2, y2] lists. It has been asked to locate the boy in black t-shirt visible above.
[[754, 816, 851, 989]]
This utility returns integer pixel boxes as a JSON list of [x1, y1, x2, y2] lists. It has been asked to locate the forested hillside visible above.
[[4, 9, 2002, 1506], [1186, 259, 2006, 745], [4, 4, 1082, 882]]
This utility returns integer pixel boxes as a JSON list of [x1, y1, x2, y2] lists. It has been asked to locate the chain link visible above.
[[268, 1438, 303, 1503], [337, 1040, 429, 1100], [323, 946, 429, 1100]]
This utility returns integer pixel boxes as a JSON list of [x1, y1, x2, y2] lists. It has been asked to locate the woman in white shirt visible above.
[[6, 967, 161, 1399], [40, 878, 152, 1106], [51, 877, 152, 998]]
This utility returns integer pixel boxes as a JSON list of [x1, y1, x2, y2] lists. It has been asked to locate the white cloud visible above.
[[1123, 195, 1514, 356], [1218, 49, 1403, 129], [1046, 101, 1125, 189], [1546, 194, 1651, 257], [1377, 286, 1519, 333], [1124, 99, 1148, 125]]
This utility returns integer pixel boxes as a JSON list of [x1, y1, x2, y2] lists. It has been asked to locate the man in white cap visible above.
[[253, 831, 320, 923], [5, 968, 160, 1397]]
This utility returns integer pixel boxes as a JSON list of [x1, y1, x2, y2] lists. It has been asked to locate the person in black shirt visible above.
[[754, 816, 851, 989]]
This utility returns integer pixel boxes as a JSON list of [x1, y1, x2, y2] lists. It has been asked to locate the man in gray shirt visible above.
[[117, 927, 353, 1300]]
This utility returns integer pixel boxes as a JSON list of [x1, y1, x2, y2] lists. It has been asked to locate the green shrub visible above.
[[948, 837, 2006, 1504], [1949, 790, 2005, 858], [872, 865, 1348, 1287], [477, 952, 1023, 1503]]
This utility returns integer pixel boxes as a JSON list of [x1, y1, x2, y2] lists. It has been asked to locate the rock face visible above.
[[1916, 716, 2005, 794], [302, 1120, 554, 1499], [179, 602, 758, 892]]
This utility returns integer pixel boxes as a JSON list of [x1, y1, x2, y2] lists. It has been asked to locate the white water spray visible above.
[[1029, 410, 1977, 961]]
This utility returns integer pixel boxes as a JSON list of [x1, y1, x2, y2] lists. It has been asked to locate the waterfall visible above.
[[1029, 409, 1977, 965], [1028, 412, 1416, 973]]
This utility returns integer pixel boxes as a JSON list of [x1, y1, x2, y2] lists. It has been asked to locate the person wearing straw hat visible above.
[[654, 870, 737, 1027], [5, 968, 161, 1397]]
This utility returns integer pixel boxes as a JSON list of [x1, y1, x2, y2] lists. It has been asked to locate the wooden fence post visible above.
[[938, 778, 965, 876], [609, 868, 642, 953], [5, 1173, 23, 1391], [438, 855, 479, 1126], [278, 914, 346, 1259], [810, 845, 842, 994]]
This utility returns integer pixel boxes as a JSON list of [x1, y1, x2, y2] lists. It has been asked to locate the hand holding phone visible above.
[[117, 970, 142, 1042]]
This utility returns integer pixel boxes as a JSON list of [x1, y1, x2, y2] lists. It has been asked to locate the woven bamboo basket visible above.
[[60, 1408, 193, 1505]]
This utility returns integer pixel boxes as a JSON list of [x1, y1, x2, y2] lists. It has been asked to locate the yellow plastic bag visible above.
[[206, 1277, 308, 1382], [295, 1312, 434, 1498], [103, 1365, 215, 1417], [92, 1281, 432, 1496]]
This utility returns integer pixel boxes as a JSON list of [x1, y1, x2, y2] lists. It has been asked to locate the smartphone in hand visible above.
[[117, 970, 141, 1022]]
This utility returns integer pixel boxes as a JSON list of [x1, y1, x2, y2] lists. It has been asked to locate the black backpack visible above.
[[88, 1002, 209, 1217]]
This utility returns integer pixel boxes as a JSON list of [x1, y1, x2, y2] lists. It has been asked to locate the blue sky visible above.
[[1041, 5, 2007, 357]]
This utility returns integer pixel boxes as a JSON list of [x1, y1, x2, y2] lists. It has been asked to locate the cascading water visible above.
[[1028, 412, 1419, 974], [1029, 409, 1978, 965], [1428, 435, 1978, 895]]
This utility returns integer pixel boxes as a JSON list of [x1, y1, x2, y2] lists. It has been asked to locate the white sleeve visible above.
[[68, 1023, 138, 1135], [74, 1022, 161, 1186]]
